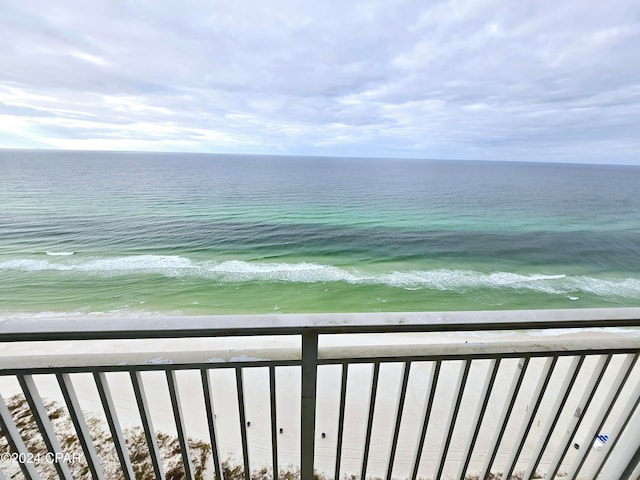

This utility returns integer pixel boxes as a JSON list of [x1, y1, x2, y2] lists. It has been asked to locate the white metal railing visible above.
[[1, 308, 640, 480]]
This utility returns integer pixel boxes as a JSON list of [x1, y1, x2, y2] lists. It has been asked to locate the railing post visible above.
[[301, 330, 318, 480]]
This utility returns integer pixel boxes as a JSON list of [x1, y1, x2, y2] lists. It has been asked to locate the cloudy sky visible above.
[[1, 0, 639, 164]]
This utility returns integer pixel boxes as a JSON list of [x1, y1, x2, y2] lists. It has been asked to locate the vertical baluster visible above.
[[385, 361, 411, 480], [590, 376, 640, 479], [410, 361, 441, 480], [0, 392, 43, 480], [269, 365, 279, 480], [201, 369, 224, 480], [56, 373, 105, 480], [360, 361, 380, 480], [619, 442, 640, 480], [523, 356, 584, 479], [334, 363, 348, 480], [501, 356, 557, 480], [566, 353, 638, 480], [434, 360, 471, 480], [545, 355, 611, 479], [130, 371, 164, 480], [456, 358, 501, 480], [94, 372, 135, 480], [235, 368, 250, 480], [479, 356, 530, 479], [18, 375, 74, 480], [166, 370, 195, 480]]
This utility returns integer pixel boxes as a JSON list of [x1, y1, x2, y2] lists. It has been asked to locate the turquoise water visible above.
[[1, 150, 640, 317]]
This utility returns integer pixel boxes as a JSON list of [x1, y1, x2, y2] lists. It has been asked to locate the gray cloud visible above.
[[0, 0, 639, 163]]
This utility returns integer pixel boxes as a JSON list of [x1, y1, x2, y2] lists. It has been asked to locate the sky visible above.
[[0, 0, 639, 164]]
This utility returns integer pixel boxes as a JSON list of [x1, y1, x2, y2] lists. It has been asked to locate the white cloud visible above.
[[0, 0, 638, 163], [69, 50, 110, 66]]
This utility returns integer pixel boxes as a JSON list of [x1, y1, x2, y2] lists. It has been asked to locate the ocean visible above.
[[1, 149, 640, 317]]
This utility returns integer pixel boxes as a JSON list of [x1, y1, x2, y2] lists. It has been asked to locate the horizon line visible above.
[[0, 146, 638, 168]]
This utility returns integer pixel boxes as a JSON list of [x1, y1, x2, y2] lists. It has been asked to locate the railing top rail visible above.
[[1, 308, 639, 342], [2, 334, 639, 373]]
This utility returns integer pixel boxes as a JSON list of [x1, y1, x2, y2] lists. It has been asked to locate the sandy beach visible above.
[[1, 327, 640, 479]]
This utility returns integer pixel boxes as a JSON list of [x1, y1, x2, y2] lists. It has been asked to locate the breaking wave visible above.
[[1, 255, 640, 297]]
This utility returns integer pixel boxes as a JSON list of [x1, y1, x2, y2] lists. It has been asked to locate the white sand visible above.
[[1, 328, 639, 479]]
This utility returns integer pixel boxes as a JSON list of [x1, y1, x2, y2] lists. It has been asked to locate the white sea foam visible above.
[[1, 255, 639, 297], [205, 260, 360, 283], [76, 255, 196, 276], [377, 270, 567, 292], [1, 259, 59, 271], [0, 255, 196, 275], [45, 251, 75, 256], [0, 309, 183, 321]]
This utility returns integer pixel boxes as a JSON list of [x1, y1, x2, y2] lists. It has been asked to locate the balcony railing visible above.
[[1, 308, 640, 480]]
